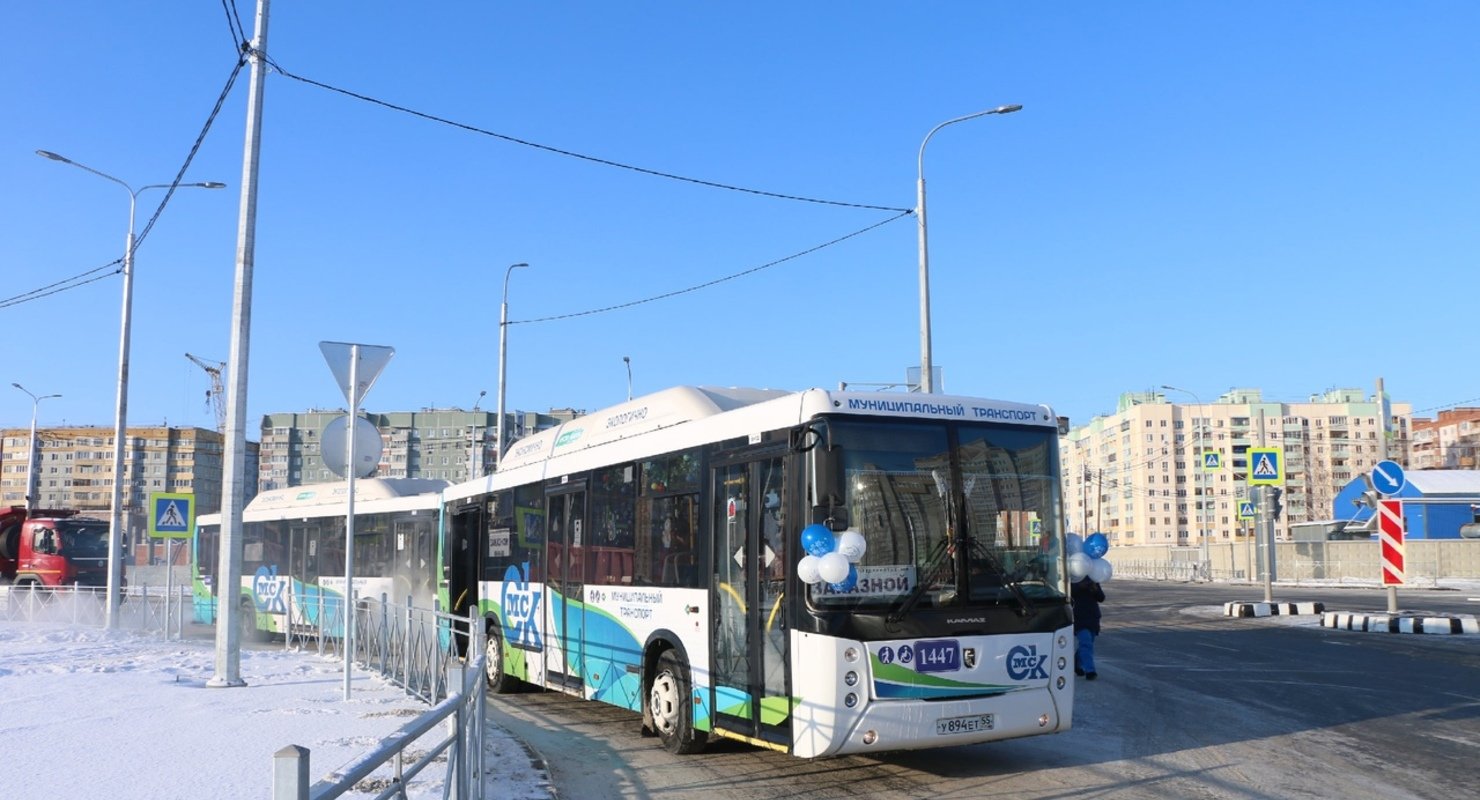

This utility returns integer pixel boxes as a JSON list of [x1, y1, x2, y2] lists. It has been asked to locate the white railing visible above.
[[0, 582, 191, 637], [272, 604, 486, 800]]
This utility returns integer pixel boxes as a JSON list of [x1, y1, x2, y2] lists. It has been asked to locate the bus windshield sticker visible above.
[[815, 565, 916, 599]]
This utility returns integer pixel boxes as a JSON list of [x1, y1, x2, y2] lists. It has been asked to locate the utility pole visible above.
[[210, 0, 270, 690], [1258, 485, 1275, 602], [1377, 376, 1398, 614]]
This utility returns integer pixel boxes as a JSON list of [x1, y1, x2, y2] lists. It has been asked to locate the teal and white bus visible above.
[[441, 386, 1074, 758], [193, 478, 446, 640]]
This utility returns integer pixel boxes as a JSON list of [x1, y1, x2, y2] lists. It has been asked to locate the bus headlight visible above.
[[1039, 714, 1050, 727], [1057, 635, 1068, 649], [844, 671, 858, 686], [1057, 657, 1067, 671], [1057, 676, 1065, 690], [845, 693, 858, 708], [862, 730, 878, 745], [843, 647, 860, 663]]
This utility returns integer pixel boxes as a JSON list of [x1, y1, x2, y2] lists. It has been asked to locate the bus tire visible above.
[[649, 649, 707, 755], [239, 599, 266, 643], [484, 623, 522, 694]]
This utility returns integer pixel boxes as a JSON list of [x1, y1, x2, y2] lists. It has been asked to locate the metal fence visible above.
[[3, 583, 490, 799], [274, 602, 486, 800], [1108, 539, 1480, 586], [0, 582, 191, 637]]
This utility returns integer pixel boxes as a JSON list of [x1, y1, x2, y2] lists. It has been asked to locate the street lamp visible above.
[[38, 149, 225, 628], [11, 383, 61, 513], [495, 262, 530, 463], [915, 104, 1022, 394], [623, 356, 632, 401], [1162, 384, 1211, 578], [469, 389, 486, 479]]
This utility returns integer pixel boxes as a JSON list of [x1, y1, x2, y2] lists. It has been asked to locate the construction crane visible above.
[[185, 353, 227, 434]]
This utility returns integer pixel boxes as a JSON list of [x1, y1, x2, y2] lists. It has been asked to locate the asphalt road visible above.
[[485, 580, 1480, 799]]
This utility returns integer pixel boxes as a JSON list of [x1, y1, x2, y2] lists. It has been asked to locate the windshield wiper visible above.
[[967, 538, 1033, 617], [887, 536, 956, 624]]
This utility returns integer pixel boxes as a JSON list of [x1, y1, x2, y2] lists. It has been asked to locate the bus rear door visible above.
[[544, 485, 587, 692]]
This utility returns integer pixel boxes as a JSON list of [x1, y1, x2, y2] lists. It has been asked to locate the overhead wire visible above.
[[263, 57, 913, 214], [511, 210, 912, 325], [3, 54, 246, 312]]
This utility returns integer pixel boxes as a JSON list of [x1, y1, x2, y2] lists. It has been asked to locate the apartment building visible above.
[[1411, 408, 1480, 469], [257, 407, 583, 491], [1059, 388, 1412, 545], [0, 425, 260, 562]]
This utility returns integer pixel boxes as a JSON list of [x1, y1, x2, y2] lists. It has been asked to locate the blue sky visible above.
[[4, 3, 1477, 436]]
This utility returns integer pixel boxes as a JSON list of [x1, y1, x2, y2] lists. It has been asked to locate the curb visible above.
[[1321, 612, 1480, 635], [1223, 601, 1324, 618]]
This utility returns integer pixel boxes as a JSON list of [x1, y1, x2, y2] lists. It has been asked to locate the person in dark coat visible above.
[[1071, 576, 1106, 679]]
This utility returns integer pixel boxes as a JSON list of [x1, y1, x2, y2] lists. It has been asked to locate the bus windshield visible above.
[[812, 418, 1064, 612]]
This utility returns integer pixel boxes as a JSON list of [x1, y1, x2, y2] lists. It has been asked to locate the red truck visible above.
[[0, 506, 114, 589]]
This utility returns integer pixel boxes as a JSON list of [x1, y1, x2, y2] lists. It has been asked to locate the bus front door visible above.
[[544, 487, 587, 692], [711, 453, 790, 748]]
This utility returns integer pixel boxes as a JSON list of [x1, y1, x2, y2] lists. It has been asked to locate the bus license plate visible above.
[[936, 714, 994, 735]]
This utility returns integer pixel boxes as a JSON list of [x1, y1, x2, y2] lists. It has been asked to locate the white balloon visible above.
[[836, 529, 867, 563], [818, 552, 851, 584], [1065, 533, 1084, 556], [1089, 558, 1114, 584], [1067, 552, 1093, 581], [797, 555, 822, 584]]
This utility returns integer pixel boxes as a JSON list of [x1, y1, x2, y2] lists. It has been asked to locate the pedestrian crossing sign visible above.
[[1237, 500, 1256, 520], [1248, 447, 1284, 486], [148, 492, 196, 539], [1202, 452, 1221, 471]]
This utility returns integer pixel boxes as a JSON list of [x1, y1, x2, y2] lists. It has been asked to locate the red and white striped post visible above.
[[1378, 499, 1405, 587]]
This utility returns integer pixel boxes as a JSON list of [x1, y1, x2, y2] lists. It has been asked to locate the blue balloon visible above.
[[828, 564, 859, 593], [1084, 532, 1109, 559], [801, 524, 836, 557]]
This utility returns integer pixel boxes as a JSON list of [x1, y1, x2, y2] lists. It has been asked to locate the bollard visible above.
[[272, 745, 310, 800]]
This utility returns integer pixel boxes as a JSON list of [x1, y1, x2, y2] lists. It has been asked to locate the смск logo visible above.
[[500, 561, 543, 649], [252, 565, 287, 613], [1006, 644, 1049, 680]]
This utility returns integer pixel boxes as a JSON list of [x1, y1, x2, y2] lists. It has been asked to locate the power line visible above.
[[219, 0, 248, 51], [264, 59, 913, 214], [2, 56, 246, 313], [510, 210, 911, 325]]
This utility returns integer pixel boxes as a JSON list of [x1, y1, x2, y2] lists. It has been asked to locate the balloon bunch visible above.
[[796, 524, 867, 592], [1066, 532, 1113, 584]]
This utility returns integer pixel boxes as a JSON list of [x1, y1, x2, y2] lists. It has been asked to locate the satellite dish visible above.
[[322, 415, 383, 478]]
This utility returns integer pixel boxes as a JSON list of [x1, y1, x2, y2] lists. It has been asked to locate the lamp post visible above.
[[623, 356, 632, 401], [11, 383, 61, 513], [38, 149, 225, 628], [495, 262, 530, 463], [915, 104, 1022, 393], [1162, 385, 1211, 579]]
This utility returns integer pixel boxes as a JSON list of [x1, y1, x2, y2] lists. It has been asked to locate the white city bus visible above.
[[441, 386, 1074, 758], [193, 478, 446, 640]]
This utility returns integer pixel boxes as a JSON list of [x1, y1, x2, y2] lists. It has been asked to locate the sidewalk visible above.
[[0, 621, 552, 798]]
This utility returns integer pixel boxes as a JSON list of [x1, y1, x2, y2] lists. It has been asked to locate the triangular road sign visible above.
[[320, 341, 395, 408]]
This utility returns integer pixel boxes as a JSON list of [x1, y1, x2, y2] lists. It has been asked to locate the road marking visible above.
[[1195, 642, 1238, 652]]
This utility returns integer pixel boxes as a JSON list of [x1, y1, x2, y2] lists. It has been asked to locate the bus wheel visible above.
[[649, 650, 707, 754], [239, 600, 265, 643], [484, 624, 521, 694]]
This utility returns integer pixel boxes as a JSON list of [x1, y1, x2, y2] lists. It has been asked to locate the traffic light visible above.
[[1269, 487, 1284, 520]]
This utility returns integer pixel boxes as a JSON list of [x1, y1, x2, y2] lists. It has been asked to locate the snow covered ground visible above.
[[0, 621, 552, 799]]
